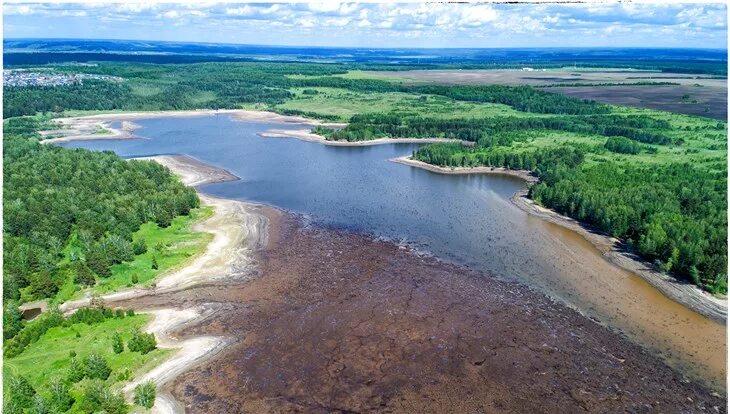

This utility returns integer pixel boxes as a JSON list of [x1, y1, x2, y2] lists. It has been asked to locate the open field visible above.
[[275, 87, 525, 121], [350, 69, 728, 119]]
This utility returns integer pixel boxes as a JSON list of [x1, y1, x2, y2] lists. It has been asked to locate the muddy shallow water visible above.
[[62, 114, 726, 390], [118, 212, 725, 413]]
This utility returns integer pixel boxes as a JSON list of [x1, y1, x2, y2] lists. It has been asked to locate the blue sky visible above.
[[4, 2, 728, 49]]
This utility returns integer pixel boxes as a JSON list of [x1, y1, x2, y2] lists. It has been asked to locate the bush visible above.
[[49, 377, 74, 412], [131, 273, 139, 284], [151, 256, 159, 270], [128, 330, 157, 355], [79, 381, 128, 414], [67, 357, 86, 383], [133, 381, 157, 408], [73, 261, 96, 287], [6, 374, 36, 409], [132, 238, 147, 255], [126, 308, 135, 317], [112, 333, 124, 354], [84, 353, 112, 380]]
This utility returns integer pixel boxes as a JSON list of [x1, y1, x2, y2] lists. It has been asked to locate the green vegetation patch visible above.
[[4, 308, 169, 413]]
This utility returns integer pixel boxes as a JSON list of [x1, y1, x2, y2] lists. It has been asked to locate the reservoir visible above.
[[62, 114, 726, 390]]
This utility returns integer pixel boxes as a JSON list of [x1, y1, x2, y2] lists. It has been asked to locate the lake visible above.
[[62, 113, 726, 389]]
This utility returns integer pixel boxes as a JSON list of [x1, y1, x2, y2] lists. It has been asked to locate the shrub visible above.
[[131, 273, 139, 284], [151, 256, 159, 270], [84, 353, 112, 380], [49, 377, 74, 412], [67, 357, 86, 383], [128, 330, 157, 355], [6, 374, 36, 409], [126, 308, 135, 317], [133, 381, 157, 408], [112, 333, 124, 354], [132, 238, 147, 255], [4, 309, 63, 357]]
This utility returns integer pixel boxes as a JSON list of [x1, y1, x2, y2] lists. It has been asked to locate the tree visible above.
[[49, 377, 74, 412], [66, 358, 86, 384], [134, 381, 157, 409], [128, 330, 157, 355], [151, 256, 159, 270], [84, 353, 112, 380], [86, 246, 112, 278], [73, 261, 96, 286], [6, 375, 36, 409], [3, 300, 24, 340], [132, 238, 147, 255], [112, 333, 124, 354]]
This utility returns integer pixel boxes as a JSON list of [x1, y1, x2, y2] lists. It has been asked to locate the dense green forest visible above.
[[3, 60, 727, 294], [3, 117, 199, 303]]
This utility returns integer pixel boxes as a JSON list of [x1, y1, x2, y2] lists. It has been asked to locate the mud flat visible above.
[[259, 128, 474, 147], [113, 210, 726, 413], [393, 156, 727, 325]]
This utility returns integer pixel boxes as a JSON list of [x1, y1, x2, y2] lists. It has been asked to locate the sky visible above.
[[3, 2, 728, 49]]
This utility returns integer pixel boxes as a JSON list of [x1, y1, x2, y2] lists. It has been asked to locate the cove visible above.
[[61, 113, 726, 390]]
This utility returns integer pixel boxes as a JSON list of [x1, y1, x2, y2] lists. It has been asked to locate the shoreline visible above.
[[259, 128, 475, 147], [392, 155, 727, 324], [59, 154, 267, 413], [40, 109, 346, 145]]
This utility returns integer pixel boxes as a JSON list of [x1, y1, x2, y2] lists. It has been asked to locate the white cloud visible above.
[[162, 10, 180, 19], [460, 5, 498, 27], [225, 6, 255, 17]]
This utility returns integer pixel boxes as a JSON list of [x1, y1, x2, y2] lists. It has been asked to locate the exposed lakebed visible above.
[[62, 113, 726, 390]]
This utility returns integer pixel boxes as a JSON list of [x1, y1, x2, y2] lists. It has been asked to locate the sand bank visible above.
[[122, 307, 228, 414], [259, 128, 474, 146], [39, 110, 345, 145], [392, 156, 727, 324], [58, 155, 269, 413]]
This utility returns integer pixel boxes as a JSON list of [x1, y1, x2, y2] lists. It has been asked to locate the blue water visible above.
[[62, 114, 553, 282]]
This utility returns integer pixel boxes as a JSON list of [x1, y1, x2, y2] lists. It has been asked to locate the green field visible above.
[[4, 312, 169, 412]]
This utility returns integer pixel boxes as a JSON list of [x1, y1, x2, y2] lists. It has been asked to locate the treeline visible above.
[[295, 76, 610, 115], [413, 143, 727, 292], [3, 118, 199, 302], [315, 112, 674, 146]]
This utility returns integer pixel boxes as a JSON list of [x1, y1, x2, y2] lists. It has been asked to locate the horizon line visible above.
[[4, 37, 729, 52]]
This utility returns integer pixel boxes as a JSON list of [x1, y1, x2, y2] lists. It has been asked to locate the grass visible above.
[[52, 206, 213, 304], [93, 206, 214, 295], [275, 87, 524, 121], [3, 313, 170, 402]]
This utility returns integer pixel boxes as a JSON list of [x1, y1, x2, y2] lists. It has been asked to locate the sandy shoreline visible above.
[[393, 155, 727, 324], [58, 154, 267, 413], [40, 109, 346, 145], [259, 128, 475, 147]]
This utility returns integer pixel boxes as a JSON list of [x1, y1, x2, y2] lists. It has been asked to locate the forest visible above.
[[2, 60, 727, 295], [3, 117, 199, 303]]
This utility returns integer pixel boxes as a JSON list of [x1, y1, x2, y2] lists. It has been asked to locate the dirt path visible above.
[[393, 155, 727, 324]]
